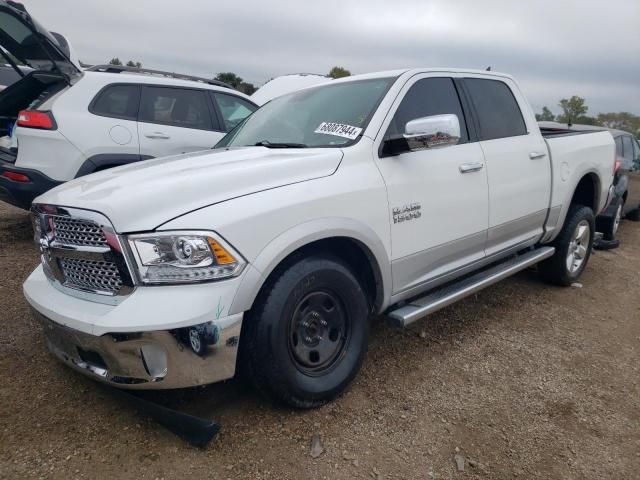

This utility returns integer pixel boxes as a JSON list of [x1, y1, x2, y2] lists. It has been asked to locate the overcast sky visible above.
[[22, 0, 640, 115]]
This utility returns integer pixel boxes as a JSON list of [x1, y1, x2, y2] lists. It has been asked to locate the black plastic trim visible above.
[[0, 146, 17, 163], [453, 78, 480, 143], [207, 91, 226, 132], [86, 64, 232, 91], [75, 153, 154, 178], [0, 160, 62, 209]]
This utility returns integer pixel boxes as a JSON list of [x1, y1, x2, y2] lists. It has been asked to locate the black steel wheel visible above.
[[288, 290, 351, 375], [241, 255, 369, 408]]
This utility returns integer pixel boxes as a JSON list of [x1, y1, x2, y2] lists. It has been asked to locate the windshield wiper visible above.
[[254, 140, 308, 149]]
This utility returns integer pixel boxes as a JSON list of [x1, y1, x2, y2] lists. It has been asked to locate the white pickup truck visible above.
[[24, 69, 615, 408]]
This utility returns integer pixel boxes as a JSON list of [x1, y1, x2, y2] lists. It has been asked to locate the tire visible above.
[[242, 255, 369, 408], [597, 198, 623, 241], [539, 204, 595, 286], [187, 327, 207, 356], [626, 207, 640, 222]]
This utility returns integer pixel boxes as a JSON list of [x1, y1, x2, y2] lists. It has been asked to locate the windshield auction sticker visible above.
[[314, 122, 363, 140]]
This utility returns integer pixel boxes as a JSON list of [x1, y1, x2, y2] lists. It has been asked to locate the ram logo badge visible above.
[[393, 203, 422, 224]]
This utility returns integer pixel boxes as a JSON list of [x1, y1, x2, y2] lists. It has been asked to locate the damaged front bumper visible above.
[[32, 308, 242, 389], [32, 309, 242, 389], [23, 265, 245, 389]]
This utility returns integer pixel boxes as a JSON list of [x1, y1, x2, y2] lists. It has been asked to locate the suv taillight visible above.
[[17, 110, 57, 130], [613, 158, 622, 175]]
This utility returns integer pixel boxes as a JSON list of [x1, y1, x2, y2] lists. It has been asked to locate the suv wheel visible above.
[[242, 255, 369, 408], [539, 205, 595, 286]]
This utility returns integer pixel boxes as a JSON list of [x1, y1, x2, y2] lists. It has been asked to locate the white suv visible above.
[[0, 1, 257, 209]]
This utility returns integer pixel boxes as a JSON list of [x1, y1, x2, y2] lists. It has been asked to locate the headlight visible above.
[[128, 231, 245, 284]]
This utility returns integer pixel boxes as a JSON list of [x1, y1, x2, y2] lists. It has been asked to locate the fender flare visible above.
[[549, 170, 603, 243], [229, 217, 392, 315], [75, 153, 154, 178]]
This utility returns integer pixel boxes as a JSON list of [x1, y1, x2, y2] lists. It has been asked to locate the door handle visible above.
[[459, 162, 484, 174], [145, 132, 170, 139], [529, 151, 547, 159]]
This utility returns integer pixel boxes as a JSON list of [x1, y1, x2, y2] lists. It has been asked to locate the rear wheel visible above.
[[242, 255, 369, 408], [539, 205, 595, 286], [597, 198, 623, 240]]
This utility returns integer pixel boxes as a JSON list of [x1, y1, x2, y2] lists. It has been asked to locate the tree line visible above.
[[108, 58, 142, 68], [536, 96, 639, 136]]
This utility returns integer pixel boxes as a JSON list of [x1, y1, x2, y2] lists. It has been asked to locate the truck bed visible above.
[[539, 127, 607, 139], [542, 130, 615, 240]]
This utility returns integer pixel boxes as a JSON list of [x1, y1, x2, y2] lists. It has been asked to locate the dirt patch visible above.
[[0, 201, 639, 479]]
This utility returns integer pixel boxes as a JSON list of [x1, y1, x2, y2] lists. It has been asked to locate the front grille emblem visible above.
[[38, 234, 50, 253]]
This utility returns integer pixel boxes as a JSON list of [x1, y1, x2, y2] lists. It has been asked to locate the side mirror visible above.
[[404, 114, 461, 151], [382, 114, 461, 156]]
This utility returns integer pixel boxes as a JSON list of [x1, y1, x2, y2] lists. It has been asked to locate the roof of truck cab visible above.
[[328, 68, 514, 84]]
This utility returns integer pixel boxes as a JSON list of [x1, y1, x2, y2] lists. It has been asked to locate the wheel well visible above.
[[256, 237, 383, 314], [570, 173, 599, 211]]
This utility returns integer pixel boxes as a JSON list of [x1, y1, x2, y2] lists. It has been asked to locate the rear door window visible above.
[[140, 87, 213, 130], [384, 77, 469, 143], [90, 84, 140, 120], [212, 93, 256, 131], [464, 78, 527, 140]]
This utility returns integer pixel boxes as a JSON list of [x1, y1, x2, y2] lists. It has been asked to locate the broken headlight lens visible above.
[[128, 231, 245, 284]]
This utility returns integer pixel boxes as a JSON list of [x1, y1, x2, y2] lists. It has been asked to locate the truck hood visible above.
[[36, 147, 343, 232]]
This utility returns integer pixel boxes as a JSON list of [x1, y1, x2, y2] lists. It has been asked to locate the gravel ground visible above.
[[0, 201, 638, 479]]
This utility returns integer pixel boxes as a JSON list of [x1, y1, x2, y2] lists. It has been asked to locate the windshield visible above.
[[217, 77, 395, 149]]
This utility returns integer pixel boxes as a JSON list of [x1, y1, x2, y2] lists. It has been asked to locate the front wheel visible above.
[[242, 256, 369, 408], [539, 205, 595, 286]]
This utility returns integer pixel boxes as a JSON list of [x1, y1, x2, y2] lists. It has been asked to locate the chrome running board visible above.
[[387, 247, 555, 327]]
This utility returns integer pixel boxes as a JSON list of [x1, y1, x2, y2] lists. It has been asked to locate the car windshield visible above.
[[216, 77, 395, 149]]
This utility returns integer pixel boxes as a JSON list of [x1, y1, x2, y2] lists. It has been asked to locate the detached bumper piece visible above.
[[592, 231, 620, 251], [112, 389, 220, 448], [593, 238, 620, 250], [32, 310, 241, 389]]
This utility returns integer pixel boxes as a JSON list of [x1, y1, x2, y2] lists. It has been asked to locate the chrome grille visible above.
[[32, 205, 134, 302], [59, 258, 123, 294], [53, 217, 108, 247]]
